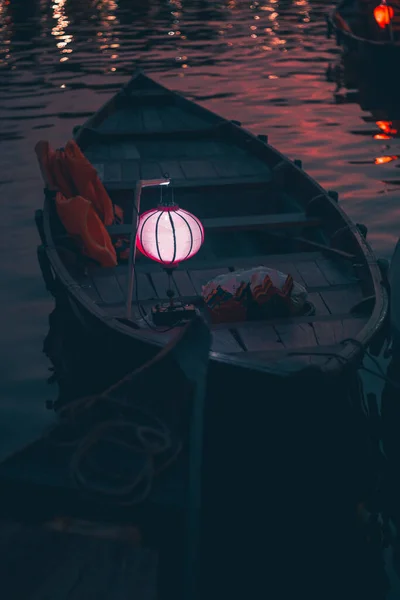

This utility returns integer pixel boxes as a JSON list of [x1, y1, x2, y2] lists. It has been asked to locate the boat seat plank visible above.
[[180, 159, 219, 179], [202, 213, 322, 232], [107, 214, 322, 237], [234, 323, 283, 352], [316, 257, 356, 285], [319, 288, 363, 314], [90, 269, 125, 304], [103, 173, 272, 190], [211, 330, 244, 353], [188, 268, 230, 295], [295, 260, 329, 287], [312, 318, 367, 346], [274, 322, 318, 349]]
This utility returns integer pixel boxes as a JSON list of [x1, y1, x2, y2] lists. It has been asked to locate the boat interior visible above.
[[49, 75, 381, 366]]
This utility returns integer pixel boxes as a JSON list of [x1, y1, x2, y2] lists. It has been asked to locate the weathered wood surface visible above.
[[0, 518, 157, 600], [76, 250, 366, 356]]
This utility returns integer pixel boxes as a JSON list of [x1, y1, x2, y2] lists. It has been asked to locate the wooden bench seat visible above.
[[106, 212, 321, 237], [103, 172, 272, 191]]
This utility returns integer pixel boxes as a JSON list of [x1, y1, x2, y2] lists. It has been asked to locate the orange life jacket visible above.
[[56, 192, 117, 268], [35, 140, 123, 226]]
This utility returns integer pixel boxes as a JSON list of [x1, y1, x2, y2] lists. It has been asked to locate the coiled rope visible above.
[[47, 387, 182, 505]]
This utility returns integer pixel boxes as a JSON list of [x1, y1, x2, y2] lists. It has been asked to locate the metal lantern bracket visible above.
[[124, 174, 170, 320]]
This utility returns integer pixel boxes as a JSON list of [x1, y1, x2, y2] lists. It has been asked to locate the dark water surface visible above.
[[0, 0, 399, 461]]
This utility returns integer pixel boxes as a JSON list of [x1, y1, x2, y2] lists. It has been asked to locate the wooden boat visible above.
[[35, 71, 388, 387], [327, 0, 400, 65]]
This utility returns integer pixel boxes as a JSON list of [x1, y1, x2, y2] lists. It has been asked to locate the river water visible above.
[[0, 0, 399, 464]]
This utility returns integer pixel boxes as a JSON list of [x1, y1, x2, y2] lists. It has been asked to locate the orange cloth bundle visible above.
[[35, 139, 125, 268], [35, 139, 122, 226], [56, 193, 117, 268]]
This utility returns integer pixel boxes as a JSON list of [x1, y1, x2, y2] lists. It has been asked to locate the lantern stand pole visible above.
[[125, 177, 170, 320], [382, 0, 394, 42]]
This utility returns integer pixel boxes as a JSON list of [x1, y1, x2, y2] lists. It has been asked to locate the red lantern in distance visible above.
[[373, 2, 394, 28]]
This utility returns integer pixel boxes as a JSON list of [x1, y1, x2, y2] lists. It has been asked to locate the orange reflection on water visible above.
[[96, 0, 120, 63], [375, 156, 399, 164], [51, 0, 73, 58], [0, 0, 10, 65], [376, 120, 398, 135], [374, 133, 391, 140]]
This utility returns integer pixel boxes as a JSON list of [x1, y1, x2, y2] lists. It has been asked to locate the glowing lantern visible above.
[[375, 155, 398, 164], [376, 120, 398, 135], [373, 2, 393, 28], [137, 205, 204, 266]]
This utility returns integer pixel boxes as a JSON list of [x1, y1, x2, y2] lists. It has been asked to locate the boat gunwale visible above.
[[41, 71, 389, 376]]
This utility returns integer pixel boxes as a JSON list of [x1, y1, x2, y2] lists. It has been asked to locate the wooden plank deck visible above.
[[78, 249, 366, 356]]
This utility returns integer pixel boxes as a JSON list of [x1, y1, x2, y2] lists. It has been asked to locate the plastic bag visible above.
[[202, 266, 309, 324]]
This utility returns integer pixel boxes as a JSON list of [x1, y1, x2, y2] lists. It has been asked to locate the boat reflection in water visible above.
[[36, 298, 393, 599], [43, 300, 116, 410], [326, 50, 400, 189]]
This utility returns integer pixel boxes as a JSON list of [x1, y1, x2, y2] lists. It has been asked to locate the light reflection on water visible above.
[[0, 0, 399, 458]]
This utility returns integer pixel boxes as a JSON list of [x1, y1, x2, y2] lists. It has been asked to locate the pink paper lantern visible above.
[[136, 205, 204, 266]]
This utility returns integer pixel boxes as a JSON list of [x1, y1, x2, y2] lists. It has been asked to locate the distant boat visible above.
[[34, 70, 388, 384], [327, 0, 400, 64]]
